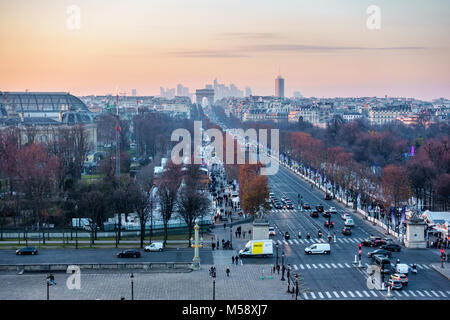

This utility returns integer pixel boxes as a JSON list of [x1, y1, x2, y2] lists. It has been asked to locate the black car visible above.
[[310, 211, 319, 218], [323, 211, 331, 218], [316, 205, 324, 212], [286, 203, 294, 209], [342, 227, 352, 235], [16, 247, 38, 255], [381, 244, 401, 252], [324, 221, 334, 228], [117, 250, 141, 258], [273, 202, 283, 209], [324, 194, 332, 200], [303, 204, 311, 210], [367, 249, 392, 258], [284, 232, 290, 240], [362, 237, 384, 247]]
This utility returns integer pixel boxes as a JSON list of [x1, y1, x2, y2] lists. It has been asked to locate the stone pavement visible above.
[[0, 264, 291, 300]]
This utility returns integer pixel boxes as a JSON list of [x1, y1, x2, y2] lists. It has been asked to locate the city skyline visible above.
[[0, 0, 449, 100]]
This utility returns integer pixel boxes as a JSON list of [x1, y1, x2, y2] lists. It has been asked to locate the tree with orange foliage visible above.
[[238, 164, 270, 217]]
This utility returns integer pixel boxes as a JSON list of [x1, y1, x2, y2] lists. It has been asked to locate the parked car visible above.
[[144, 242, 164, 252], [390, 273, 408, 286], [387, 279, 403, 290], [381, 244, 401, 252], [342, 227, 352, 236], [310, 211, 319, 218], [367, 249, 392, 258], [16, 247, 38, 255], [117, 250, 141, 258]]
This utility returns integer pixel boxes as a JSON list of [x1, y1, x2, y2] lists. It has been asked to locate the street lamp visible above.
[[276, 244, 279, 268], [295, 274, 299, 300], [281, 252, 285, 281], [212, 279, 216, 300], [130, 273, 134, 300], [230, 226, 232, 249], [286, 264, 291, 293]]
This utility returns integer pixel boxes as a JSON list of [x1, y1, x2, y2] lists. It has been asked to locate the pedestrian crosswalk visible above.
[[274, 237, 366, 245], [286, 262, 431, 271], [301, 289, 450, 300]]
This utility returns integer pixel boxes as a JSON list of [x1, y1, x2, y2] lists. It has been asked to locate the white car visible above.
[[305, 243, 331, 255], [341, 213, 351, 220], [328, 207, 337, 213], [394, 263, 409, 275], [144, 242, 164, 252], [344, 218, 355, 227]]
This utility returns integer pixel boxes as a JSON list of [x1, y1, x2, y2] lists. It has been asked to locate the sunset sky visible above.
[[0, 0, 449, 100]]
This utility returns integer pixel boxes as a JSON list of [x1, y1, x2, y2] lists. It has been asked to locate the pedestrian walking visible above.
[[212, 242, 216, 250], [224, 223, 226, 229], [235, 231, 238, 238], [276, 265, 280, 274], [226, 267, 230, 277], [243, 231, 246, 239], [232, 256, 235, 264], [235, 255, 239, 265], [217, 240, 219, 249]]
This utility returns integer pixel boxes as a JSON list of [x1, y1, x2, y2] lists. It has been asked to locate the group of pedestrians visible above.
[[231, 255, 241, 265], [209, 265, 231, 277]]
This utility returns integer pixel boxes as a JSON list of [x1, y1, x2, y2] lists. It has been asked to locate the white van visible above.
[[345, 218, 355, 227], [394, 263, 409, 275], [144, 242, 164, 252], [239, 240, 273, 257], [304, 243, 331, 255]]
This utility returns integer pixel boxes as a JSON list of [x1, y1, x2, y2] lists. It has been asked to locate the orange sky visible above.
[[1, 0, 449, 99]]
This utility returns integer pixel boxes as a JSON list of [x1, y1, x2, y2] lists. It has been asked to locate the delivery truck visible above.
[[239, 240, 274, 258]]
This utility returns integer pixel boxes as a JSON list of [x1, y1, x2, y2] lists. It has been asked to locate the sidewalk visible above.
[[430, 263, 450, 280]]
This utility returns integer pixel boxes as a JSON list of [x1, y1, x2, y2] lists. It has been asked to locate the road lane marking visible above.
[[337, 263, 344, 268], [318, 292, 324, 299], [424, 291, 432, 297], [402, 291, 409, 297], [422, 264, 430, 269], [325, 292, 332, 298], [344, 263, 351, 268], [362, 291, 370, 297], [299, 264, 305, 269], [310, 292, 316, 299], [416, 290, 425, 297], [293, 265, 298, 270], [370, 291, 378, 297], [324, 264, 331, 268], [318, 264, 324, 269], [348, 291, 355, 298], [299, 239, 304, 244], [303, 293, 308, 299], [306, 264, 311, 269], [283, 240, 288, 245], [395, 291, 403, 297], [409, 291, 416, 297], [355, 291, 363, 297], [312, 264, 318, 269], [340, 291, 347, 298], [331, 263, 337, 268], [430, 290, 440, 297], [332, 291, 339, 298], [293, 240, 299, 244], [438, 291, 446, 297], [288, 240, 293, 245]]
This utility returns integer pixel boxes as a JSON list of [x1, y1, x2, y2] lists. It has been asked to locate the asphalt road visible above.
[[243, 163, 450, 299], [0, 248, 213, 265]]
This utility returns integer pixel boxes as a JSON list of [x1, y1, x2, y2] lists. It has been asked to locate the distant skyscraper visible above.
[[275, 75, 284, 98], [132, 89, 137, 97], [245, 87, 252, 97], [177, 84, 183, 96]]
